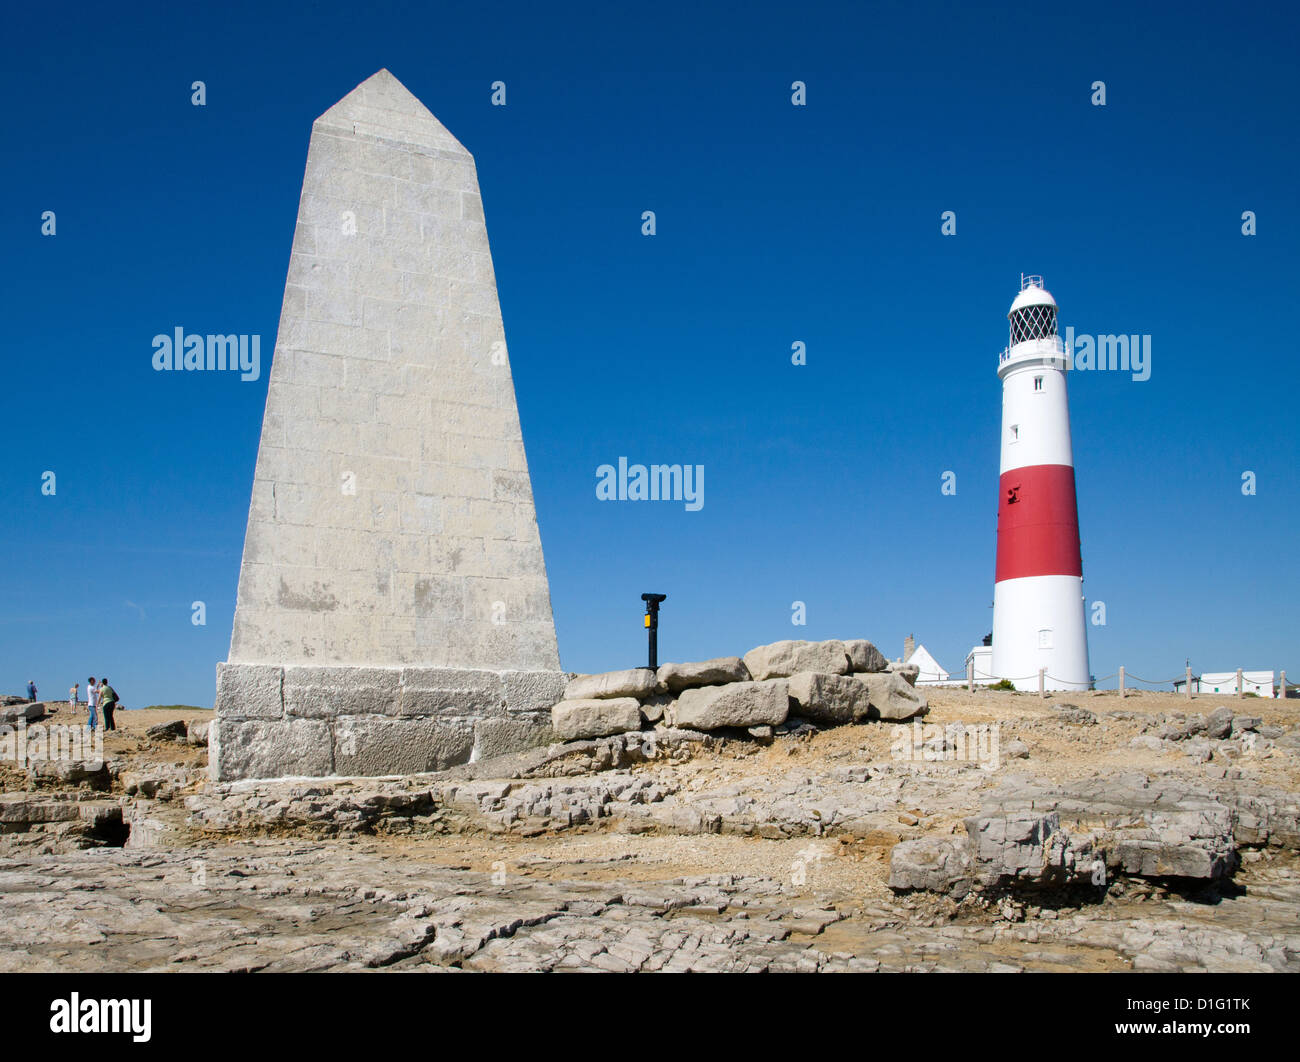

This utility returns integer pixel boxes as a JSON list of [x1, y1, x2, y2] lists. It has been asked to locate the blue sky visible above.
[[3, 0, 1297, 706]]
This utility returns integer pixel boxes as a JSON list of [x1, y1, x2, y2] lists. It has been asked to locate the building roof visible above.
[[905, 644, 949, 678]]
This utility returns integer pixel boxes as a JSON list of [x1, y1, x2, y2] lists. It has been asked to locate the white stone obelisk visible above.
[[991, 276, 1091, 692], [212, 70, 566, 781]]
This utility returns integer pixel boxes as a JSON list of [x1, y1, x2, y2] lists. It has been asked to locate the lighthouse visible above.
[[991, 275, 1091, 691]]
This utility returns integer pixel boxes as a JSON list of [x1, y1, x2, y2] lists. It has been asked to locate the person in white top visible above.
[[87, 676, 99, 732]]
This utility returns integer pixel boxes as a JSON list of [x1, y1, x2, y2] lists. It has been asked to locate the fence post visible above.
[[1185, 666, 1193, 701], [1118, 665, 1126, 699], [967, 657, 974, 693], [1236, 668, 1244, 699], [1038, 668, 1046, 699]]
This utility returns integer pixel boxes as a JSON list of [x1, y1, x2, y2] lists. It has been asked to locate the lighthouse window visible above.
[[1009, 424, 1019, 442], [1038, 628, 1054, 649], [1010, 304, 1058, 344], [1034, 376, 1044, 391]]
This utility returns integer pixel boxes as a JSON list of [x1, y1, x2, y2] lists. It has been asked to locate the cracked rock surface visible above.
[[3, 692, 1299, 972]]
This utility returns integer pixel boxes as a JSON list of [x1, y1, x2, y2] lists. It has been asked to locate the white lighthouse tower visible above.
[[991, 275, 1090, 691]]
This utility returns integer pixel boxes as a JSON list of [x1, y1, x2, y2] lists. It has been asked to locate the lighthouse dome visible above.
[[1008, 277, 1057, 316]]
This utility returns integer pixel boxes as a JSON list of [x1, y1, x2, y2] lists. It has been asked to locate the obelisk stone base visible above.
[[211, 664, 565, 781]]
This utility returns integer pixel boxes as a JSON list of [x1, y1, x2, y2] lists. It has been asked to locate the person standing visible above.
[[99, 678, 118, 732], [69, 682, 79, 711], [26, 680, 37, 702], [87, 676, 99, 732]]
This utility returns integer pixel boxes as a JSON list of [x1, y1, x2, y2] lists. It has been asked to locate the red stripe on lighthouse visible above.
[[995, 464, 1082, 582]]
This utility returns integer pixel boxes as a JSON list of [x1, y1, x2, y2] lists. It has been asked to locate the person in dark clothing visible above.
[[26, 680, 37, 702], [99, 678, 119, 732]]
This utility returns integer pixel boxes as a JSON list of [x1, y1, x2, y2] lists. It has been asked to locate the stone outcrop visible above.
[[891, 773, 1246, 898], [0, 792, 125, 851]]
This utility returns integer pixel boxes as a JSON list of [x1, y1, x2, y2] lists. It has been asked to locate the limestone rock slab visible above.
[[742, 640, 850, 680], [564, 669, 657, 701], [786, 672, 872, 725], [670, 680, 790, 731], [551, 699, 642, 741], [656, 657, 749, 692]]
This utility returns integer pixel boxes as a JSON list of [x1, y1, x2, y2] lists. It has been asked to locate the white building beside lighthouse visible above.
[[991, 276, 1091, 691]]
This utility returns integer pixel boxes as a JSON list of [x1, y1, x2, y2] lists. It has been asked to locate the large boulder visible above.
[[656, 657, 749, 693], [551, 698, 642, 741], [786, 672, 871, 726], [741, 640, 850, 680], [843, 639, 888, 673], [889, 838, 971, 896], [563, 669, 658, 701], [669, 680, 789, 731], [856, 672, 929, 721]]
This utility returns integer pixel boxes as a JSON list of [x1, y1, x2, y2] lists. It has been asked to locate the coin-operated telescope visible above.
[[641, 593, 667, 670]]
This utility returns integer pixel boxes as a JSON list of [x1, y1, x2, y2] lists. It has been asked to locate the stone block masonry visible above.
[[213, 70, 565, 781], [211, 663, 565, 780]]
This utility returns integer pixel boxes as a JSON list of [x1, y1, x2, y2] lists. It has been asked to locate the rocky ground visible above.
[[2, 688, 1298, 972]]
